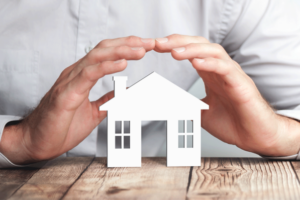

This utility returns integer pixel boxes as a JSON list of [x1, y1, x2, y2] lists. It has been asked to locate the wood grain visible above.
[[291, 161, 300, 184], [0, 167, 39, 200], [63, 157, 190, 200], [3, 157, 300, 200], [187, 158, 300, 200], [8, 157, 93, 200]]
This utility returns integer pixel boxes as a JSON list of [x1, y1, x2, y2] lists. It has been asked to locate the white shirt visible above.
[[0, 0, 300, 168]]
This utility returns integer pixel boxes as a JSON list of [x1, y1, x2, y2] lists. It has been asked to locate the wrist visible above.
[[0, 121, 36, 165], [258, 114, 300, 157]]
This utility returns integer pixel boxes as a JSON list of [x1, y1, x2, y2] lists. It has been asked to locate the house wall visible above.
[[107, 107, 202, 167]]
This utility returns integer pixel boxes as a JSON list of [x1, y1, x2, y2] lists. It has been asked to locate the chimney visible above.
[[113, 76, 128, 97]]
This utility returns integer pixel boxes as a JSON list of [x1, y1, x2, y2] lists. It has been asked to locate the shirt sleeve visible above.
[[0, 115, 47, 168], [220, 0, 300, 160], [0, 115, 22, 168]]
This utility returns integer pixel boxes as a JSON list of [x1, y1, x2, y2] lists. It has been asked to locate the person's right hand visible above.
[[0, 36, 155, 165]]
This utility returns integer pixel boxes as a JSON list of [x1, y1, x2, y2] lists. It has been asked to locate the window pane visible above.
[[187, 120, 193, 133], [178, 120, 185, 133], [178, 135, 185, 148], [124, 136, 130, 149], [115, 136, 122, 149], [124, 121, 130, 134], [187, 135, 193, 148], [115, 121, 122, 133]]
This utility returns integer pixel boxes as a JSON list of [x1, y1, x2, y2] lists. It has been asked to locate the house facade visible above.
[[100, 72, 209, 167]]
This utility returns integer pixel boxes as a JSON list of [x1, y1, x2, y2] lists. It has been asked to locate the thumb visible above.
[[91, 90, 115, 122]]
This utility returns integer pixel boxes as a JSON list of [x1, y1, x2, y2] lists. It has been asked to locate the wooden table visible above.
[[1, 157, 300, 200]]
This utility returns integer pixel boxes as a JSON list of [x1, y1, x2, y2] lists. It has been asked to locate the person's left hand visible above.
[[154, 34, 300, 157]]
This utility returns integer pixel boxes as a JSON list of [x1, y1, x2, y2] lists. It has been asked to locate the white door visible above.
[[108, 119, 141, 167], [167, 119, 201, 166]]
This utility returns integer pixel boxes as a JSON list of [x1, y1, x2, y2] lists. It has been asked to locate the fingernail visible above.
[[141, 38, 153, 43], [114, 59, 125, 63], [131, 47, 143, 50], [156, 38, 168, 43], [173, 47, 186, 53], [194, 58, 205, 63]]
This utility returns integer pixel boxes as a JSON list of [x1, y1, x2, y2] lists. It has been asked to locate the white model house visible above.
[[99, 72, 209, 167]]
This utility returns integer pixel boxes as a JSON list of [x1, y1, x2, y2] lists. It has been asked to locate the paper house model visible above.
[[99, 72, 209, 167]]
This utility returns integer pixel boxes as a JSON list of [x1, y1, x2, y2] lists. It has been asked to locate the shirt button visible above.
[[85, 45, 93, 54]]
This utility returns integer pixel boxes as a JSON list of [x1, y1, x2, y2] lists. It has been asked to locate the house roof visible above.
[[99, 72, 209, 111]]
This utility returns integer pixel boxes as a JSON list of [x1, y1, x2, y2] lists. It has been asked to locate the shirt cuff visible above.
[[262, 154, 298, 160], [262, 106, 300, 160], [276, 105, 300, 121], [0, 115, 47, 168], [0, 152, 47, 168], [0, 115, 22, 140]]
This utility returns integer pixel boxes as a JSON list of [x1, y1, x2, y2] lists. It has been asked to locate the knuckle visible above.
[[126, 35, 139, 44], [60, 68, 69, 77], [98, 39, 110, 48], [135, 50, 145, 58], [168, 34, 181, 40], [188, 43, 204, 52], [53, 86, 64, 96], [115, 46, 128, 57], [50, 85, 65, 103], [86, 48, 96, 59], [211, 43, 225, 57], [86, 48, 102, 62], [187, 43, 198, 49], [212, 43, 225, 52], [206, 57, 219, 66], [195, 36, 209, 43], [81, 67, 93, 81]]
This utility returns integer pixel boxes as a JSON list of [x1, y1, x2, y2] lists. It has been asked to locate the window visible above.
[[178, 120, 193, 148], [115, 121, 131, 149]]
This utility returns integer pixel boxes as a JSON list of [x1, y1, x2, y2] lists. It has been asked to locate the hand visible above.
[[155, 34, 300, 157], [0, 36, 155, 164]]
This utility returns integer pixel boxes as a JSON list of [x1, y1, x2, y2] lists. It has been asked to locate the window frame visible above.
[[178, 120, 194, 149], [115, 120, 131, 149]]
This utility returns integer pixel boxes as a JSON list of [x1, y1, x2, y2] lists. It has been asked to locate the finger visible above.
[[68, 45, 145, 80], [191, 57, 247, 88], [84, 45, 146, 66], [92, 90, 115, 109], [91, 90, 115, 122], [77, 90, 115, 126], [65, 59, 127, 101], [97, 36, 155, 52], [171, 43, 230, 61], [154, 34, 209, 53]]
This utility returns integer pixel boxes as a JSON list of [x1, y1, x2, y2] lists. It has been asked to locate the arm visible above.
[[0, 36, 155, 165]]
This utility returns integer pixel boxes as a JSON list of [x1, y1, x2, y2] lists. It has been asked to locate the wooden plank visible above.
[[187, 158, 300, 200], [63, 157, 190, 200], [0, 167, 39, 200], [291, 161, 300, 184], [8, 157, 93, 200]]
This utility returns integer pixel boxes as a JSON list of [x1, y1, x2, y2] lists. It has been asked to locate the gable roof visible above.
[[100, 72, 208, 111]]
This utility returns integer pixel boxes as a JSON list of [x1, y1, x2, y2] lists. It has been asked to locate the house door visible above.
[[167, 119, 201, 166], [108, 119, 141, 167], [141, 121, 167, 157]]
